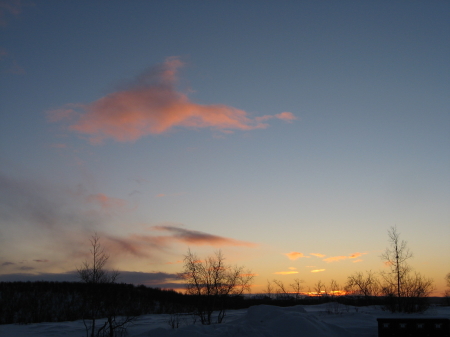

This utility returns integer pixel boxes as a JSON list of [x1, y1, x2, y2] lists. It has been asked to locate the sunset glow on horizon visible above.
[[1, 1, 449, 296]]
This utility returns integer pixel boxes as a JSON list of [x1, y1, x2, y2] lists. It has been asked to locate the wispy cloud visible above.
[[33, 259, 49, 263], [99, 225, 257, 259], [310, 253, 326, 258], [48, 57, 296, 143], [285, 251, 308, 260], [274, 271, 299, 275], [151, 225, 257, 247], [323, 252, 366, 263], [86, 193, 127, 210], [1, 261, 15, 266], [0, 0, 24, 26], [311, 269, 325, 273], [103, 234, 160, 259]]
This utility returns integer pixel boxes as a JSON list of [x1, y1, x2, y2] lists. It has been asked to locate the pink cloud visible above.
[[86, 193, 127, 210], [275, 112, 297, 121], [285, 251, 308, 260], [49, 57, 296, 143]]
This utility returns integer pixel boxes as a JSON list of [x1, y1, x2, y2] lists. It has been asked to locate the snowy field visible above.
[[1, 303, 449, 337]]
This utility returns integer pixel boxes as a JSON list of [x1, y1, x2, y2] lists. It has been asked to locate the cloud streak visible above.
[[86, 193, 127, 210], [48, 57, 296, 143], [284, 251, 309, 260], [323, 252, 366, 263], [274, 271, 299, 275], [99, 225, 257, 260], [310, 253, 326, 258], [151, 225, 257, 247]]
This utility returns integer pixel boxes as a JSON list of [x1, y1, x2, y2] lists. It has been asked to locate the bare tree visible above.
[[272, 279, 291, 300], [181, 249, 254, 325], [444, 273, 450, 305], [290, 278, 304, 301], [313, 280, 327, 298], [329, 279, 340, 297], [380, 226, 412, 304], [326, 279, 342, 314], [268, 278, 304, 301], [345, 270, 380, 303], [265, 279, 274, 300], [77, 233, 134, 337], [380, 226, 434, 312]]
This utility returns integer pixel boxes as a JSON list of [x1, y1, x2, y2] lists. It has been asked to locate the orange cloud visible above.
[[285, 251, 308, 260], [349, 252, 365, 259], [310, 253, 326, 258], [323, 252, 366, 263], [86, 193, 127, 210], [151, 225, 257, 247], [274, 271, 299, 275], [311, 269, 325, 273], [49, 57, 296, 143]]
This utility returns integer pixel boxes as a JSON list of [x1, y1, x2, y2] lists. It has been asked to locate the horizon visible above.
[[1, 1, 449, 297]]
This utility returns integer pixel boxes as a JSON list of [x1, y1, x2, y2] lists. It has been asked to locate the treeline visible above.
[[0, 281, 187, 325], [0, 280, 388, 326]]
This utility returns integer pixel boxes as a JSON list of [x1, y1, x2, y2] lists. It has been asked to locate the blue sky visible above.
[[1, 1, 449, 294]]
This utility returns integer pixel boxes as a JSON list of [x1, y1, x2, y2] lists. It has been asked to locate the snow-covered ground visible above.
[[1, 303, 449, 337]]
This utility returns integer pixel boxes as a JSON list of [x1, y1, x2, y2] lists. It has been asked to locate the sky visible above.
[[0, 1, 449, 295]]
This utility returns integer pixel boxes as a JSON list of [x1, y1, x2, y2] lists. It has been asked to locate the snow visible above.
[[1, 303, 449, 337]]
